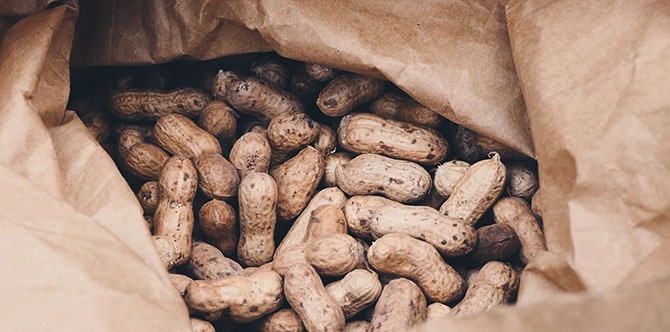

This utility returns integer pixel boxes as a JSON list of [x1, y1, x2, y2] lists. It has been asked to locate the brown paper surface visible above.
[[0, 3, 190, 331], [72, 0, 534, 158]]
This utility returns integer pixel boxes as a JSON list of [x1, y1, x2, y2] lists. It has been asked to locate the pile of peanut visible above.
[[71, 53, 546, 332]]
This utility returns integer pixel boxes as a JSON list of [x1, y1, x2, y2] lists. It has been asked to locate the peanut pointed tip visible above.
[[488, 151, 501, 161]]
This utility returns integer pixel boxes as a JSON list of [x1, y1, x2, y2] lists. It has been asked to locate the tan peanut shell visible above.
[[338, 113, 448, 165], [190, 318, 215, 332], [531, 189, 542, 218], [137, 181, 159, 214], [368, 278, 427, 332], [252, 60, 290, 89], [117, 128, 145, 159], [305, 233, 366, 276], [454, 126, 525, 162], [154, 114, 222, 159], [124, 142, 169, 180], [225, 76, 305, 123], [238, 172, 278, 267], [194, 152, 240, 200], [197, 100, 238, 143], [434, 160, 471, 197], [439, 153, 507, 225], [109, 88, 210, 121], [367, 233, 465, 303], [470, 223, 521, 265], [305, 62, 339, 82], [267, 112, 320, 164], [313, 125, 337, 157], [317, 74, 386, 117], [152, 156, 198, 269], [344, 321, 370, 332], [426, 303, 452, 320], [229, 131, 272, 177], [198, 199, 238, 257], [185, 270, 284, 322], [451, 261, 520, 316], [168, 273, 193, 297], [253, 308, 304, 332], [370, 204, 476, 257], [493, 197, 546, 264], [275, 187, 347, 256], [370, 91, 443, 128], [323, 152, 352, 187], [335, 153, 431, 203], [506, 162, 539, 199], [272, 242, 308, 277], [212, 70, 241, 100], [325, 269, 382, 319], [186, 241, 243, 280], [270, 146, 325, 220], [284, 263, 346, 332], [343, 195, 401, 239], [114, 123, 155, 143]]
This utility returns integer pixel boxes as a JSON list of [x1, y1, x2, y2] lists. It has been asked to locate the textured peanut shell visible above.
[[197, 100, 238, 143], [317, 74, 386, 117], [338, 113, 448, 165], [369, 91, 407, 117], [344, 321, 370, 332], [326, 269, 382, 319], [368, 233, 465, 303], [305, 233, 366, 276], [152, 156, 197, 269], [229, 131, 271, 178], [117, 128, 144, 159], [370, 204, 476, 257], [323, 152, 352, 187], [470, 224, 521, 265], [195, 152, 240, 200], [284, 263, 345, 332], [211, 70, 241, 101], [335, 153, 431, 203], [368, 278, 427, 332], [168, 273, 193, 297], [154, 114, 222, 159], [190, 318, 215, 332], [426, 303, 452, 319], [439, 153, 507, 225], [226, 76, 305, 123], [267, 112, 320, 164], [434, 160, 471, 197], [305, 62, 338, 82], [304, 205, 348, 242], [252, 60, 290, 89], [238, 172, 278, 267], [531, 189, 543, 218], [493, 197, 547, 264], [454, 126, 525, 162], [254, 308, 304, 332], [198, 199, 238, 257], [109, 88, 210, 121], [137, 181, 159, 214], [185, 270, 284, 322], [290, 66, 323, 104], [396, 100, 444, 128], [124, 142, 169, 181], [275, 187, 347, 257], [506, 162, 539, 199], [313, 125, 337, 157], [451, 261, 520, 316], [271, 146, 325, 220], [114, 123, 154, 143], [186, 241, 243, 280], [342, 195, 401, 239], [272, 243, 309, 277]]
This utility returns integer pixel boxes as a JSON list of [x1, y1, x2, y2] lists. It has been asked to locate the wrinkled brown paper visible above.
[[1, 0, 669, 331]]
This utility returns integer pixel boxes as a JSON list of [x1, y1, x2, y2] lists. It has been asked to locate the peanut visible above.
[[305, 233, 366, 276], [117, 128, 145, 159], [284, 263, 346, 332], [194, 152, 240, 200], [313, 125, 337, 157], [290, 66, 323, 104], [198, 199, 238, 257], [109, 88, 210, 121], [335, 153, 431, 203], [270, 146, 325, 220], [211, 70, 241, 101], [493, 197, 546, 264], [434, 160, 471, 197], [338, 113, 448, 165], [368, 233, 465, 303], [185, 270, 284, 322], [344, 321, 370, 332], [426, 303, 452, 320], [197, 100, 238, 144], [451, 261, 519, 316], [368, 278, 427, 332], [305, 63, 338, 82], [267, 112, 320, 164], [225, 76, 305, 123], [454, 125, 525, 162], [370, 91, 443, 128], [439, 153, 506, 225], [370, 204, 476, 257], [469, 223, 521, 265], [154, 114, 222, 159], [506, 161, 539, 200], [323, 152, 352, 187], [123, 142, 170, 180], [137, 181, 159, 214], [186, 241, 243, 280], [325, 269, 382, 319], [238, 172, 278, 267], [190, 318, 215, 332], [253, 308, 304, 332], [252, 60, 290, 89], [229, 131, 272, 177], [342, 195, 400, 239], [317, 74, 386, 117], [531, 189, 542, 219], [168, 273, 193, 297]]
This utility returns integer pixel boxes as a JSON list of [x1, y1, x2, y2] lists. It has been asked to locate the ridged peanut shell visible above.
[[109, 88, 210, 121], [326, 269, 382, 319], [451, 261, 519, 316], [493, 197, 546, 264], [317, 74, 386, 117], [368, 278, 426, 332], [271, 146, 324, 220], [154, 114, 221, 159]]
